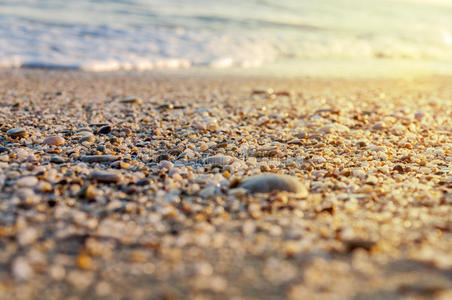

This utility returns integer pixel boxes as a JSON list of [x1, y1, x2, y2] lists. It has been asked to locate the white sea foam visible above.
[[0, 0, 451, 72]]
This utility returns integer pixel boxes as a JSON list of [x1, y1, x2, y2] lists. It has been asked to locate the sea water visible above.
[[0, 0, 451, 75]]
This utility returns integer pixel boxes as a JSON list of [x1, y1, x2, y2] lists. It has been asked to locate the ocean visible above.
[[0, 0, 451, 75]]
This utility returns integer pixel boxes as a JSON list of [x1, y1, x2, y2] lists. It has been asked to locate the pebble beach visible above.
[[0, 69, 451, 300]]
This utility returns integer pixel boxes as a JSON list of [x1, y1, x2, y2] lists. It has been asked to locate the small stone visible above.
[[199, 186, 218, 198], [36, 181, 52, 193], [12, 257, 33, 281], [157, 103, 174, 110], [90, 171, 122, 183], [204, 155, 235, 167], [78, 185, 97, 200], [17, 228, 38, 246], [50, 155, 65, 164], [0, 147, 9, 153], [199, 143, 209, 151], [80, 155, 119, 163], [80, 135, 96, 144], [159, 160, 174, 169], [43, 135, 65, 146], [7, 128, 28, 138], [120, 97, 142, 105], [239, 173, 308, 195], [371, 122, 386, 130], [355, 140, 367, 148], [414, 112, 425, 120], [97, 125, 112, 135], [393, 165, 405, 173], [16, 176, 39, 187], [110, 161, 130, 169], [252, 88, 274, 95]]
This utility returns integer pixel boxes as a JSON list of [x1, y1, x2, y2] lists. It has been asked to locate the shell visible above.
[[204, 155, 235, 167], [239, 173, 308, 195]]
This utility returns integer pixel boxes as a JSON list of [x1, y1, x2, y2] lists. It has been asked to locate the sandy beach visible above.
[[0, 69, 451, 300]]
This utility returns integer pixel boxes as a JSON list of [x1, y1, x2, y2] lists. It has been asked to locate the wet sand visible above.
[[0, 69, 451, 300]]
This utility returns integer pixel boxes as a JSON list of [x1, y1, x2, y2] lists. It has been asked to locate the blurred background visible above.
[[0, 0, 451, 75]]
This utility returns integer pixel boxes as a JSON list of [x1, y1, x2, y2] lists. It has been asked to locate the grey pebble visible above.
[[239, 173, 308, 195]]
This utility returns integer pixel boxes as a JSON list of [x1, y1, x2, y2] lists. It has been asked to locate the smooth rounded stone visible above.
[[238, 173, 308, 195], [90, 171, 122, 183], [120, 97, 142, 105], [16, 176, 39, 187], [43, 135, 65, 146], [80, 135, 95, 143], [11, 257, 33, 281], [7, 128, 28, 138], [371, 122, 386, 130], [204, 155, 235, 167], [199, 185, 220, 198], [80, 155, 119, 163], [97, 125, 112, 135], [50, 155, 65, 164], [0, 147, 9, 153], [414, 112, 425, 120], [159, 160, 174, 169]]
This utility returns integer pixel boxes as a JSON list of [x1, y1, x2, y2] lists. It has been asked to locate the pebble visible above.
[[17, 228, 39, 246], [371, 122, 386, 130], [78, 184, 97, 199], [414, 111, 425, 120], [159, 160, 174, 169], [50, 155, 65, 164], [239, 173, 308, 195], [90, 171, 122, 183], [157, 103, 174, 110], [97, 125, 112, 135], [80, 135, 96, 143], [16, 176, 39, 187], [120, 97, 142, 105], [80, 155, 119, 163], [252, 88, 274, 95], [204, 155, 235, 166], [12, 257, 33, 281], [43, 135, 65, 146], [7, 128, 28, 138]]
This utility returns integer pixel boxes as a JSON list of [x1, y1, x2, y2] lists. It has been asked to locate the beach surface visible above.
[[0, 69, 451, 300]]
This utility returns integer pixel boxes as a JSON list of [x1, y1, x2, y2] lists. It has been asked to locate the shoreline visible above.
[[2, 56, 452, 79], [0, 69, 451, 300]]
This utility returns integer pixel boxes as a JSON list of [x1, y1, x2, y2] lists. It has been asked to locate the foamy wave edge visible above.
[[0, 57, 265, 72]]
